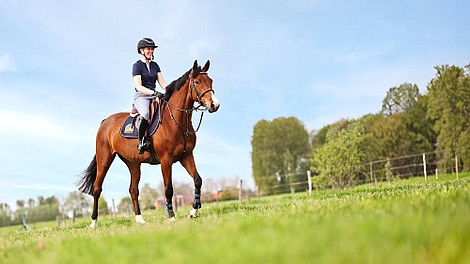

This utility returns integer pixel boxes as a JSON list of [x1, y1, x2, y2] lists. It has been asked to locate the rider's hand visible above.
[[153, 91, 164, 99]]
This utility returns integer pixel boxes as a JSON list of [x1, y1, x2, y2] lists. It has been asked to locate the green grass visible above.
[[1, 173, 469, 264]]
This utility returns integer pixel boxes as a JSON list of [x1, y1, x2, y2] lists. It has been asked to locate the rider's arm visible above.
[[157, 72, 168, 90], [133, 75, 155, 95]]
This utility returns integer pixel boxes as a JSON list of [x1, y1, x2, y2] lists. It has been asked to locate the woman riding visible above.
[[132, 37, 168, 154]]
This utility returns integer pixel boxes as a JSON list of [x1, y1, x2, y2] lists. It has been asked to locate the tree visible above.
[[311, 121, 365, 189], [45, 196, 59, 207], [403, 94, 436, 154], [98, 196, 109, 215], [0, 203, 12, 227], [37, 196, 45, 205], [427, 64, 470, 172], [357, 114, 383, 164], [381, 83, 419, 116], [251, 120, 273, 193], [118, 197, 133, 214], [16, 200, 25, 209], [140, 183, 158, 210], [27, 198, 35, 208], [252, 117, 310, 194], [63, 191, 92, 217]]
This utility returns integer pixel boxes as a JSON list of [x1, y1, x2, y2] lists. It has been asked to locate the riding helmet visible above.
[[137, 38, 158, 54]]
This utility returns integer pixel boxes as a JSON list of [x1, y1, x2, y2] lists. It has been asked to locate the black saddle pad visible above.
[[120, 109, 161, 139]]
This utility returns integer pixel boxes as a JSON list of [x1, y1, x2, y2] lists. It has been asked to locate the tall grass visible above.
[[1, 173, 469, 264]]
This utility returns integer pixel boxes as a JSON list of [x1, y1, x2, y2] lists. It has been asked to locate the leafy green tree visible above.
[[63, 191, 92, 217], [427, 64, 470, 171], [0, 203, 12, 227], [37, 196, 45, 205], [252, 117, 310, 194], [118, 197, 133, 214], [16, 200, 25, 209], [251, 120, 272, 193], [358, 114, 383, 164], [403, 94, 436, 154], [98, 196, 109, 215], [381, 83, 419, 116], [311, 121, 365, 189], [140, 183, 158, 210]]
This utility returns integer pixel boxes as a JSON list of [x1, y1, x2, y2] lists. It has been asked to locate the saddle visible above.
[[120, 98, 163, 139]]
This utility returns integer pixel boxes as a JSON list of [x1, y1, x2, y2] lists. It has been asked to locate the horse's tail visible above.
[[77, 155, 97, 196]]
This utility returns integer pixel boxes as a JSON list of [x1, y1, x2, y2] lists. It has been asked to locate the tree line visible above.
[[0, 177, 249, 227], [252, 63, 470, 194]]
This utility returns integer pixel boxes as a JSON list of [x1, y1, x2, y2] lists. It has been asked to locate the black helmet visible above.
[[137, 38, 158, 54]]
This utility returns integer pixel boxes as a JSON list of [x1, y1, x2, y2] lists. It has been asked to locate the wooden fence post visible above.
[[112, 199, 116, 217], [239, 179, 243, 205], [307, 170, 312, 195], [435, 168, 438, 180], [423, 153, 427, 182], [455, 155, 459, 179]]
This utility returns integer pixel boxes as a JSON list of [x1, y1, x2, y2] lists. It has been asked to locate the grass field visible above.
[[1, 173, 469, 264]]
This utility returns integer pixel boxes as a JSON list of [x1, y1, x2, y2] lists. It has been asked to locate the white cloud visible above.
[[0, 53, 16, 72], [0, 109, 81, 141]]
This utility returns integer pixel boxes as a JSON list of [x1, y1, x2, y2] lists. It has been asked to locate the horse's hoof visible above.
[[89, 219, 97, 229], [166, 210, 175, 219], [188, 208, 199, 218], [169, 216, 176, 222], [135, 214, 146, 224]]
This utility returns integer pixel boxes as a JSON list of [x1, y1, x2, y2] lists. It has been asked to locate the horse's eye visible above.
[[195, 80, 201, 85]]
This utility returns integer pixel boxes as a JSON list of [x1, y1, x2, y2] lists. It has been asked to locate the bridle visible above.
[[161, 72, 214, 156], [189, 72, 215, 110]]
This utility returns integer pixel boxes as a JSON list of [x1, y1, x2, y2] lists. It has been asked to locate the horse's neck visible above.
[[166, 81, 194, 126]]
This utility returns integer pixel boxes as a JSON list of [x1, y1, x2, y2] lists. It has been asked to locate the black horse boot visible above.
[[137, 116, 150, 154]]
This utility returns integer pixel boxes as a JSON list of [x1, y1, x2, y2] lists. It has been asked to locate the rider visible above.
[[132, 37, 168, 154]]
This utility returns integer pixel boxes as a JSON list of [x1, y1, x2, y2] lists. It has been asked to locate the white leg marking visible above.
[[188, 208, 199, 218], [89, 219, 97, 228], [135, 214, 146, 224]]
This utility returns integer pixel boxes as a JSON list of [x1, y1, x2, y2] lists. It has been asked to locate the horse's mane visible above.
[[164, 66, 202, 101]]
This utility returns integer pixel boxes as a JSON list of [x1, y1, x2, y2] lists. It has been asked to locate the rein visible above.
[[161, 72, 213, 155]]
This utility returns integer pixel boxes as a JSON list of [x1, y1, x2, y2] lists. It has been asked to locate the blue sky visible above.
[[1, 0, 469, 208]]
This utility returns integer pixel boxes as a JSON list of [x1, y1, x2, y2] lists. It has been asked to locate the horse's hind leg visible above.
[[180, 153, 202, 218], [90, 151, 116, 228], [122, 159, 146, 224]]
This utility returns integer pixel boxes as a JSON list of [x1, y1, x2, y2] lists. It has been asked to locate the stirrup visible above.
[[138, 139, 151, 154]]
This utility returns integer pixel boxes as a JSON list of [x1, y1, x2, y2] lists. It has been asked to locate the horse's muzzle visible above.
[[208, 101, 220, 113], [207, 94, 220, 113]]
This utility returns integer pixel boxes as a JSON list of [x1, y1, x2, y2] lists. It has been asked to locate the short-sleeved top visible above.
[[132, 60, 161, 90]]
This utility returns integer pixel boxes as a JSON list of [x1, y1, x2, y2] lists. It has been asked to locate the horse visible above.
[[77, 60, 219, 228]]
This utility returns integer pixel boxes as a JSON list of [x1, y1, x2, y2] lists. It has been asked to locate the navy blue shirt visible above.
[[132, 60, 161, 90]]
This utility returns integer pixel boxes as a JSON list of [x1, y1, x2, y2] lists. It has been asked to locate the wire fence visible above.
[[238, 146, 470, 200]]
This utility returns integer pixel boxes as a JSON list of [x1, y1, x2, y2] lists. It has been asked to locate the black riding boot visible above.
[[137, 117, 150, 154]]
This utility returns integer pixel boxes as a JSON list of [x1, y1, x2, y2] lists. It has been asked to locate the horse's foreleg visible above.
[[161, 159, 175, 220], [180, 154, 202, 218], [124, 161, 145, 224]]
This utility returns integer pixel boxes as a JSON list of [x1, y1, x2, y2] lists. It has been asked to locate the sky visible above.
[[0, 0, 469, 208]]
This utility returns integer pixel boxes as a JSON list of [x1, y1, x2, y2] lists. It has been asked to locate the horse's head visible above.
[[189, 60, 220, 113]]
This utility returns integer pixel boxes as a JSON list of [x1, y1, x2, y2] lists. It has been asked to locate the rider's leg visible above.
[[133, 95, 152, 154], [137, 115, 150, 154]]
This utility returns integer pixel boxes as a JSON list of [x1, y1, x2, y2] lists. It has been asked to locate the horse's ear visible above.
[[191, 60, 199, 77], [202, 60, 210, 72]]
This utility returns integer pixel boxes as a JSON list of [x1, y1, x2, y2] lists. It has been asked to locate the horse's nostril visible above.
[[210, 102, 219, 112]]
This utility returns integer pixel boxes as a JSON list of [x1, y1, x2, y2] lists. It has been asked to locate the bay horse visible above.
[[77, 60, 219, 228]]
